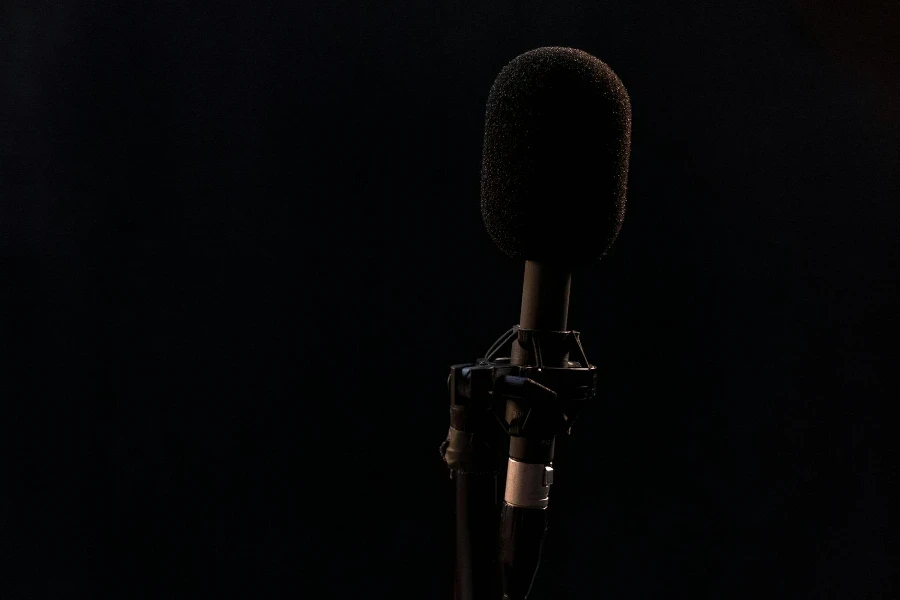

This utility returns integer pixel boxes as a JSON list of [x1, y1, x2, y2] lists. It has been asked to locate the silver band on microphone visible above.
[[504, 458, 553, 508]]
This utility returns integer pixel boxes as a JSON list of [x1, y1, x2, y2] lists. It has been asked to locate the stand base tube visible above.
[[499, 502, 549, 600], [455, 471, 503, 600]]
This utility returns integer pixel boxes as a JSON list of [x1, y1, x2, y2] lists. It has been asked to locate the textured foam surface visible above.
[[481, 47, 632, 264]]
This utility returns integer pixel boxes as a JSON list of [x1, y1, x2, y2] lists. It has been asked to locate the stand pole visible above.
[[454, 470, 502, 599]]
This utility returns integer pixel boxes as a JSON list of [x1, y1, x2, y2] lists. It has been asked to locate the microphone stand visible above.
[[440, 323, 597, 599]]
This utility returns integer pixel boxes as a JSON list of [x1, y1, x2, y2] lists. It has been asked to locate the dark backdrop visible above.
[[2, 1, 897, 598]]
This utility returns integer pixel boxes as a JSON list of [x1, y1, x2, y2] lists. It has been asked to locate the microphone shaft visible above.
[[514, 262, 571, 335], [502, 260, 572, 598]]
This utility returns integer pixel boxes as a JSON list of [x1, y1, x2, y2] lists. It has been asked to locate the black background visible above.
[[2, 1, 897, 598]]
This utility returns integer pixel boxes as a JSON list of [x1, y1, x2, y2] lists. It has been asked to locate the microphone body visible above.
[[499, 261, 572, 599]]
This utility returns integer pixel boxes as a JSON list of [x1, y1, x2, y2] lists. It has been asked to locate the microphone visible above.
[[481, 47, 631, 600], [485, 47, 631, 599], [441, 46, 631, 600]]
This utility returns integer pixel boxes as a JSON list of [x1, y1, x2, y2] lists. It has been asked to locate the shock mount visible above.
[[440, 325, 598, 599]]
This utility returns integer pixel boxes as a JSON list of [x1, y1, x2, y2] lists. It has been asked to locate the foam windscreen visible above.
[[481, 47, 632, 264]]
